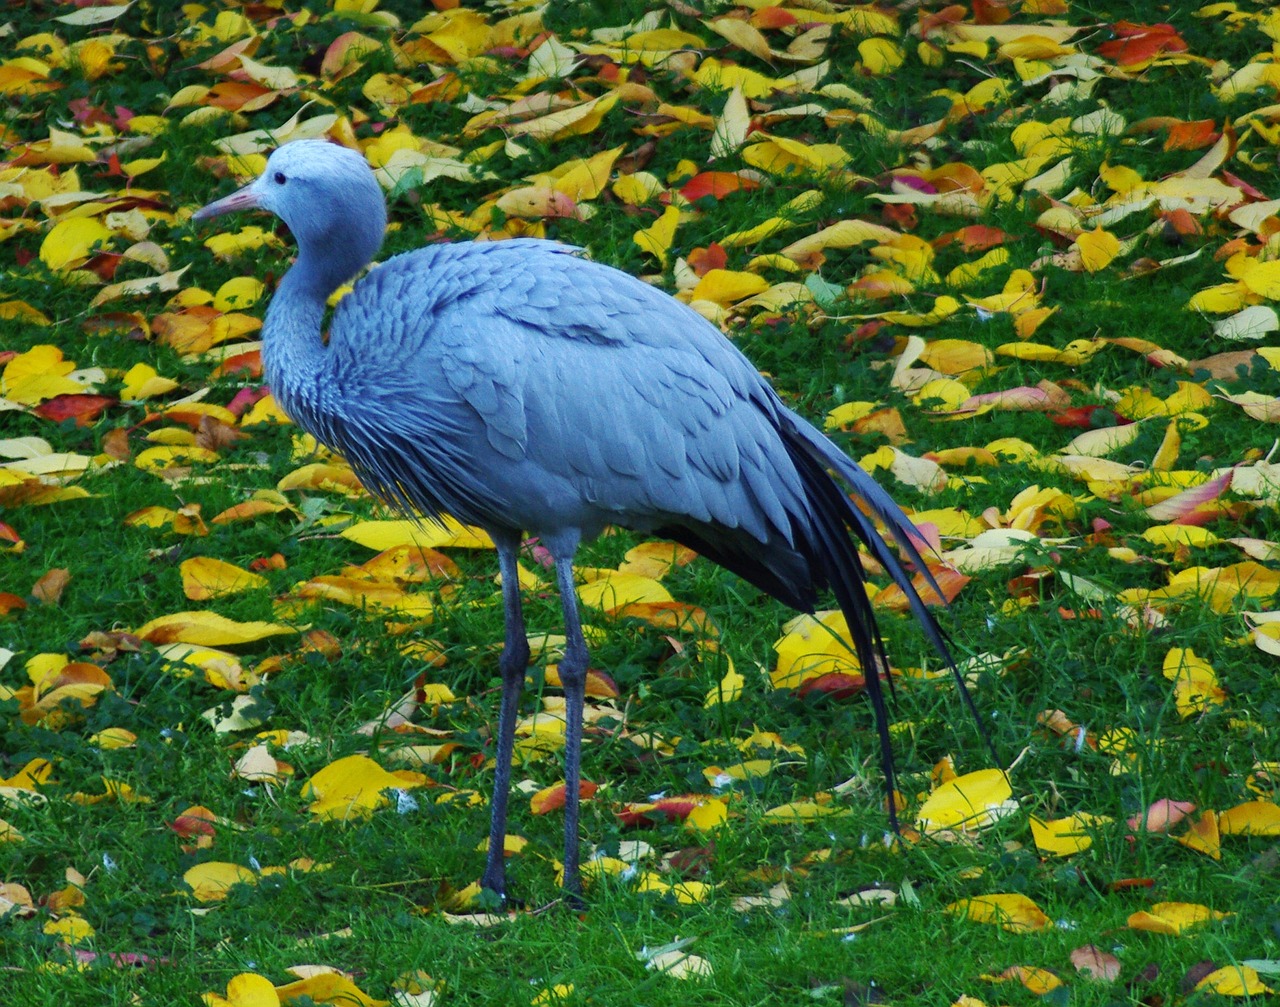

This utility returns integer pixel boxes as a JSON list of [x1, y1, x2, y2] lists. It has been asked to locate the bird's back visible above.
[[312, 239, 824, 604]]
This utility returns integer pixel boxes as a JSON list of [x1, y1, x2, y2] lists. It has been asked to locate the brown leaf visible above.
[[32, 568, 71, 605], [1071, 944, 1122, 982], [101, 427, 132, 461], [1188, 350, 1259, 380], [195, 415, 248, 452]]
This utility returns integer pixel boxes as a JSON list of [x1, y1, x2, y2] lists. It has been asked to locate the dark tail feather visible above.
[[780, 414, 994, 823]]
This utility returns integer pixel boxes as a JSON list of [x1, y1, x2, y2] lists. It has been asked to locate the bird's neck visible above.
[[261, 251, 339, 423]]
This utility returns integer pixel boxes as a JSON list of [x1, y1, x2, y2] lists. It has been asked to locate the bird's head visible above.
[[194, 140, 387, 276]]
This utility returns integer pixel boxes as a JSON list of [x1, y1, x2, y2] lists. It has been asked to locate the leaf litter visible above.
[[0, 0, 1278, 1003]]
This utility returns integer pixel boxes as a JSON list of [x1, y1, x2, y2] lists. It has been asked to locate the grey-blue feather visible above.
[[193, 140, 991, 896], [319, 239, 814, 568]]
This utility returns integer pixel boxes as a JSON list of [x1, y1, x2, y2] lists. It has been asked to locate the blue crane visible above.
[[194, 139, 981, 901]]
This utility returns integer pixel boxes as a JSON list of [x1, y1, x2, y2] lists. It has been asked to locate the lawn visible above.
[[1, 0, 1279, 1004]]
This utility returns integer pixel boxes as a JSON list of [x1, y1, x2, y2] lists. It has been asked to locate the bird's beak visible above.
[[192, 181, 261, 221]]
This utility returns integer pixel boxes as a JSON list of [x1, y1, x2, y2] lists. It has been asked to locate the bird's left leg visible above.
[[552, 551, 589, 900], [480, 532, 530, 900]]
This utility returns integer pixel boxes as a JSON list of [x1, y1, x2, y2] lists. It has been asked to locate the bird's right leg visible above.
[[480, 532, 530, 900]]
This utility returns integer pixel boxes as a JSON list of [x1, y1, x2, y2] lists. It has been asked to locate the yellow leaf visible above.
[[686, 799, 729, 832], [761, 800, 849, 822], [180, 557, 268, 600], [859, 37, 905, 75], [89, 727, 136, 749], [1076, 227, 1120, 272], [1127, 901, 1231, 935], [1162, 647, 1226, 717], [302, 753, 425, 821], [204, 226, 281, 256], [1238, 259, 1280, 298], [549, 145, 624, 201], [1, 345, 84, 404], [507, 92, 619, 142], [0, 300, 51, 325], [42, 914, 94, 943], [981, 966, 1063, 994], [134, 445, 221, 471], [634, 204, 680, 267], [1218, 800, 1280, 835], [694, 56, 785, 99], [703, 668, 744, 708], [39, 216, 111, 271], [612, 172, 663, 206], [1029, 812, 1111, 856], [273, 972, 389, 1007], [916, 769, 1014, 833], [184, 862, 256, 903], [944, 248, 1010, 289], [532, 984, 575, 1005], [213, 276, 265, 311], [780, 219, 896, 261], [742, 134, 850, 175], [914, 377, 973, 412], [772, 610, 859, 689], [1187, 282, 1247, 313], [1142, 524, 1220, 549], [1195, 965, 1273, 997], [1175, 810, 1221, 860], [134, 611, 298, 646], [689, 269, 770, 306], [711, 84, 749, 159], [576, 570, 673, 613], [119, 362, 178, 401], [946, 893, 1052, 932], [203, 972, 279, 1007], [341, 518, 493, 551]]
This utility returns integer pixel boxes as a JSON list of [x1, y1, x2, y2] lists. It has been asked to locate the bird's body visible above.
[[195, 139, 978, 901]]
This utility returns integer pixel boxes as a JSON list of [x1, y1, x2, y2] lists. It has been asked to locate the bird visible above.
[[193, 138, 982, 902]]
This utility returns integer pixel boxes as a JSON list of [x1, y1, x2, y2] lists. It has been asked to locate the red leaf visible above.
[[1049, 405, 1129, 429], [679, 172, 760, 202], [616, 794, 707, 827], [1098, 22, 1187, 67], [212, 349, 263, 380], [796, 672, 865, 700], [686, 242, 728, 276], [34, 394, 116, 427], [226, 386, 270, 417], [1143, 468, 1233, 523], [1105, 877, 1154, 891], [972, 0, 1013, 25]]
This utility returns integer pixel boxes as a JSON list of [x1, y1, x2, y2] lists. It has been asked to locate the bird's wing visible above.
[[326, 240, 810, 545]]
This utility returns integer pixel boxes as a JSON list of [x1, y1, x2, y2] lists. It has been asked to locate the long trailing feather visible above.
[[779, 416, 992, 825]]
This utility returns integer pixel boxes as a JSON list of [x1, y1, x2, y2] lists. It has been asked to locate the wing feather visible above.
[[324, 239, 811, 548]]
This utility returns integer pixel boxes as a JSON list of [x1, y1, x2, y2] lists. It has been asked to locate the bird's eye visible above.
[[273, 171, 287, 185]]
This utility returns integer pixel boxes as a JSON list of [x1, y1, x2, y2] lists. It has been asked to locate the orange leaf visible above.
[[530, 780, 598, 815], [1164, 119, 1218, 151], [679, 171, 760, 202]]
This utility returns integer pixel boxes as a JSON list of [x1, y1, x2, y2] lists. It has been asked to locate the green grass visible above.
[[2, 1, 1280, 1004]]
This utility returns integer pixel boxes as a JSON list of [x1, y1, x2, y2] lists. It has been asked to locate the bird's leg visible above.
[[552, 552, 589, 901], [480, 533, 530, 900]]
